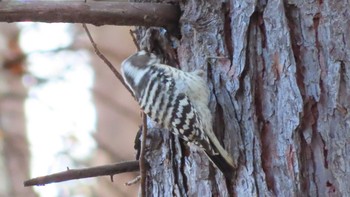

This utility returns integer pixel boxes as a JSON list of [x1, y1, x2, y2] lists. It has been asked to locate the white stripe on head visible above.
[[137, 50, 148, 56], [122, 61, 150, 87]]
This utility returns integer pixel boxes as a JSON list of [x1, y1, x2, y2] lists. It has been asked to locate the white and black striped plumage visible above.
[[121, 50, 236, 176]]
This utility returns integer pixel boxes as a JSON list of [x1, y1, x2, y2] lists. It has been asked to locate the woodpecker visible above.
[[121, 50, 236, 176]]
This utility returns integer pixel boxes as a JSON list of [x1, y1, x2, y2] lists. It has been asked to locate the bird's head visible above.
[[121, 50, 160, 70]]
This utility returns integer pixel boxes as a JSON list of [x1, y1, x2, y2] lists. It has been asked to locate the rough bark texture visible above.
[[137, 0, 350, 196]]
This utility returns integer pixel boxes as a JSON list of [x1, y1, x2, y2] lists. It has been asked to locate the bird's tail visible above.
[[204, 149, 236, 179], [203, 129, 237, 178]]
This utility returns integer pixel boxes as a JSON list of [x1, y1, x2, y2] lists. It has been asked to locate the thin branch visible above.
[[129, 29, 141, 51], [125, 175, 141, 186], [24, 161, 140, 187], [0, 2, 180, 28], [82, 24, 134, 96], [140, 113, 148, 197]]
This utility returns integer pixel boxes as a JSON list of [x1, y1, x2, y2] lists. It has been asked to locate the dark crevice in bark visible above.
[[254, 76, 264, 122], [257, 12, 266, 49], [210, 59, 228, 143], [208, 165, 218, 197], [310, 142, 319, 197], [223, 1, 233, 62], [225, 177, 234, 197], [207, 60, 214, 84], [313, 12, 321, 43], [251, 18, 264, 197], [310, 102, 320, 197], [255, 12, 266, 124], [284, 4, 306, 98], [321, 136, 328, 169], [313, 12, 323, 78], [337, 60, 347, 106], [260, 122, 275, 194], [299, 99, 318, 194], [213, 102, 226, 144], [298, 126, 312, 195]]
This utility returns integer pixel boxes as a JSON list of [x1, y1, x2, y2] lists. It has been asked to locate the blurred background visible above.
[[0, 23, 140, 197]]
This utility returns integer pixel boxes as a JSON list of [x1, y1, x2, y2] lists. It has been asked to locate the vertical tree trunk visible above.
[[0, 24, 37, 197], [139, 0, 350, 196]]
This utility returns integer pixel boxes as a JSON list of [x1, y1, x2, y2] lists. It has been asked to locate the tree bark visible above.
[[138, 0, 350, 196]]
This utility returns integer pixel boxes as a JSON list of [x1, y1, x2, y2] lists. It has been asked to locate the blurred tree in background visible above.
[[0, 24, 37, 197], [0, 24, 139, 197]]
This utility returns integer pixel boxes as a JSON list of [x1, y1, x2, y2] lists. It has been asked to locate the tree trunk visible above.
[[0, 24, 38, 197], [138, 0, 350, 196]]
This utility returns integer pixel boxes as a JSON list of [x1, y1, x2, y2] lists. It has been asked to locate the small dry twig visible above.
[[82, 23, 133, 96], [24, 161, 139, 186], [125, 175, 141, 186], [129, 29, 141, 51]]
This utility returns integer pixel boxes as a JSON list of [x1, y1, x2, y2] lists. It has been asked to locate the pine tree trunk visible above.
[[137, 0, 349, 196]]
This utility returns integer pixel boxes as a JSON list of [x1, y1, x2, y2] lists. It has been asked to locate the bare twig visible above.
[[140, 113, 148, 197], [125, 175, 141, 186], [82, 24, 134, 96], [24, 161, 140, 187], [0, 2, 180, 28], [129, 29, 141, 51]]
